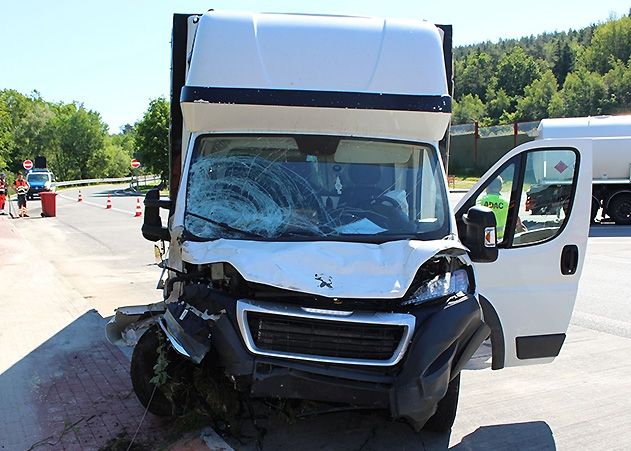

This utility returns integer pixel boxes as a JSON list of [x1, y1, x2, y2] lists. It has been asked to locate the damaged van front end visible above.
[[109, 132, 492, 431], [109, 238, 488, 431]]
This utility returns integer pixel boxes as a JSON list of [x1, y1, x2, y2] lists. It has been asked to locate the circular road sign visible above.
[[23, 159, 33, 171], [130, 158, 141, 169]]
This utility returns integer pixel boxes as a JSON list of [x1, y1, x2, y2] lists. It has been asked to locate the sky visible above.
[[1, 1, 630, 133]]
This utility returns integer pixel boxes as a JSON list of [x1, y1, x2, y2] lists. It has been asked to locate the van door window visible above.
[[512, 149, 577, 247], [463, 148, 578, 248]]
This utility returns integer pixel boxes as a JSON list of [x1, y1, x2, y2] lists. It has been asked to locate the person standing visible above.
[[13, 172, 30, 217], [478, 176, 508, 241], [0, 173, 7, 215]]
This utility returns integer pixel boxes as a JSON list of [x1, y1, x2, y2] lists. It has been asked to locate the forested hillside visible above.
[[453, 13, 631, 125], [2, 13, 631, 178]]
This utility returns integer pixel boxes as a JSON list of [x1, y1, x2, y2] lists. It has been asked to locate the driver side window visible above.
[[468, 149, 578, 248]]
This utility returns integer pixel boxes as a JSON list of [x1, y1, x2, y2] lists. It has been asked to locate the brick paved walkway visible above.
[[1, 310, 169, 450], [30, 333, 169, 449]]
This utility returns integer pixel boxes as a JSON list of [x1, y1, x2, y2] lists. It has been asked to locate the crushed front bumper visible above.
[[109, 292, 488, 429]]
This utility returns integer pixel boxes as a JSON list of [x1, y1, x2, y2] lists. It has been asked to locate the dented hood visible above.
[[180, 239, 467, 299]]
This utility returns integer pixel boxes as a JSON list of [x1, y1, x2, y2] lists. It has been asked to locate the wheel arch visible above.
[[479, 294, 505, 370]]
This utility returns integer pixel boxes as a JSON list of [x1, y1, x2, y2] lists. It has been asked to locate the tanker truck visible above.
[[531, 115, 631, 224], [106, 11, 593, 432]]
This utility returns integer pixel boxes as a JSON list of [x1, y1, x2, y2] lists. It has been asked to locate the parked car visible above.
[[26, 169, 56, 200]]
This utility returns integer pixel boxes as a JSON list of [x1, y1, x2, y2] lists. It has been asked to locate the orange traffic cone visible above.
[[77, 190, 83, 202], [134, 198, 142, 217], [105, 194, 112, 209]]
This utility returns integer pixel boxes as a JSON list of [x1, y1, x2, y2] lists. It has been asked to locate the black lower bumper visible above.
[[165, 292, 488, 429]]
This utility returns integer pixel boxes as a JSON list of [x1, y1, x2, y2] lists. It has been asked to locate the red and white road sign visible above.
[[130, 158, 141, 169], [23, 159, 33, 171]]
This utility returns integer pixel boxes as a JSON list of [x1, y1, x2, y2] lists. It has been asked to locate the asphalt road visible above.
[[5, 185, 631, 450], [10, 184, 163, 316]]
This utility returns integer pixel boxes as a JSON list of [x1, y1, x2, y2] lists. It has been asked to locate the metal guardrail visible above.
[[54, 175, 160, 188]]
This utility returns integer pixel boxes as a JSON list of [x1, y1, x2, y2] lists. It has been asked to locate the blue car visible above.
[[26, 169, 56, 200]]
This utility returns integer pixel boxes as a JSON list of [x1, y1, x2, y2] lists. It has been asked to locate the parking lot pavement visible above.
[[0, 217, 169, 450]]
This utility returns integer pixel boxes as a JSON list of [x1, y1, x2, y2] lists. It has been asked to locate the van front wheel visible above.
[[423, 373, 460, 433], [130, 325, 194, 416]]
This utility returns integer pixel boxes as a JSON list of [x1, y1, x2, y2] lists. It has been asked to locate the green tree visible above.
[[548, 68, 607, 117], [545, 38, 576, 85], [12, 101, 58, 171], [515, 70, 559, 122], [0, 90, 34, 172], [496, 46, 542, 98], [484, 82, 514, 125], [88, 137, 132, 178], [454, 51, 495, 102], [452, 94, 486, 125], [603, 59, 631, 112], [579, 16, 631, 74], [0, 102, 11, 170], [134, 98, 169, 181], [53, 104, 108, 180]]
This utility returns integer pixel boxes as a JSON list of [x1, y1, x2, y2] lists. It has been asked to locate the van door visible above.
[[455, 139, 592, 368]]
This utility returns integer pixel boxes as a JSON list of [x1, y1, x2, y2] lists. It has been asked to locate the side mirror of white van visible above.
[[461, 206, 498, 263], [142, 188, 171, 242]]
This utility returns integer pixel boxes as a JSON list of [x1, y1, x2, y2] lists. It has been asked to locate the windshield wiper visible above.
[[186, 212, 266, 239]]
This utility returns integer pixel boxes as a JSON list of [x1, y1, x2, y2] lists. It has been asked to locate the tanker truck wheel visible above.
[[609, 194, 631, 225], [130, 325, 195, 416]]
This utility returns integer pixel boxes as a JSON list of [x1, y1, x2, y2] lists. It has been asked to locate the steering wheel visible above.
[[364, 195, 411, 229]]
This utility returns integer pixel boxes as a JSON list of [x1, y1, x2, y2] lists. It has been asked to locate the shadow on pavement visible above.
[[589, 224, 631, 237], [452, 421, 556, 450], [235, 411, 554, 450], [246, 409, 450, 450], [0, 310, 169, 450]]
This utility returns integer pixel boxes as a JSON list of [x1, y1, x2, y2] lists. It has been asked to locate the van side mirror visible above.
[[142, 188, 172, 242], [461, 206, 498, 263]]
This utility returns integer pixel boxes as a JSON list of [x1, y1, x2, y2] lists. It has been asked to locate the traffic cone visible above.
[[134, 198, 142, 217], [77, 190, 83, 202], [105, 194, 112, 209]]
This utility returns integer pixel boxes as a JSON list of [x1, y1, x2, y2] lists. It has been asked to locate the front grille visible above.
[[246, 312, 404, 361]]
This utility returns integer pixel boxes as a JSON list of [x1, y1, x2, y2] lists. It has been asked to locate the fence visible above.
[[449, 121, 539, 177]]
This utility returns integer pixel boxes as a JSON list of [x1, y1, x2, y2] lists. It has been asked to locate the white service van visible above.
[[108, 11, 593, 432]]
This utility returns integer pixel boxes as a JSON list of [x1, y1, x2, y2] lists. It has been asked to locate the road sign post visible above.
[[130, 159, 141, 189]]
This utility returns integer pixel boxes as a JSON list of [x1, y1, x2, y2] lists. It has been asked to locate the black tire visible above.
[[608, 194, 631, 225], [130, 325, 194, 416], [591, 197, 601, 223], [423, 373, 461, 433]]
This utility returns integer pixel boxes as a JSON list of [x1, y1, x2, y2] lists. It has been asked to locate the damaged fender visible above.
[[105, 302, 166, 347]]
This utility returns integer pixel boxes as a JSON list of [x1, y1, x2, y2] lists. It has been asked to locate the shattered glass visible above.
[[184, 135, 449, 241]]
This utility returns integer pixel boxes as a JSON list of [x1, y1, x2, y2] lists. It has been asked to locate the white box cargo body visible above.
[[180, 12, 451, 142]]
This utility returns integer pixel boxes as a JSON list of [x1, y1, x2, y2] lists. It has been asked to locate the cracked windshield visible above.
[[184, 135, 449, 240]]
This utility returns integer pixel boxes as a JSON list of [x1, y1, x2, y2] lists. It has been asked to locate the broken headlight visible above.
[[402, 269, 470, 306]]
